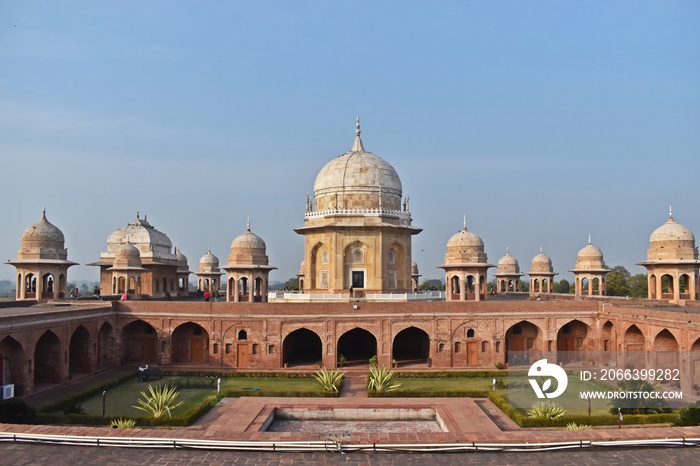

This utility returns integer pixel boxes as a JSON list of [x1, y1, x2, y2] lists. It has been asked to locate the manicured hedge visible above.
[[371, 389, 489, 398], [163, 370, 315, 379]]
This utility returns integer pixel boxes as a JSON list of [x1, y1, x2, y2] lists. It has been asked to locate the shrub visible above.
[[314, 368, 344, 393], [0, 398, 36, 424], [132, 384, 184, 419], [608, 380, 672, 415], [565, 422, 592, 430], [62, 403, 85, 415], [369, 355, 378, 367], [108, 418, 137, 428], [528, 400, 566, 419], [673, 401, 700, 426], [367, 366, 400, 394]]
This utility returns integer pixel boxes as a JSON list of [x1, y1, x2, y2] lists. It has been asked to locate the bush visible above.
[[673, 401, 700, 426], [608, 380, 672, 415], [109, 418, 136, 428], [132, 384, 184, 419], [367, 366, 400, 394], [528, 400, 566, 420], [0, 398, 36, 424], [314, 368, 344, 393], [565, 422, 592, 430]]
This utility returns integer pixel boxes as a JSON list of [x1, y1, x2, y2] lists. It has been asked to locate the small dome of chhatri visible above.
[[115, 241, 140, 258], [199, 249, 219, 267], [175, 246, 188, 264], [231, 223, 267, 251], [646, 208, 698, 262], [312, 117, 403, 211], [650, 209, 695, 243], [412, 261, 420, 275], [497, 249, 520, 274], [530, 247, 554, 273], [573, 236, 608, 271], [443, 217, 488, 264], [298, 259, 305, 275], [21, 209, 65, 244], [227, 219, 270, 266]]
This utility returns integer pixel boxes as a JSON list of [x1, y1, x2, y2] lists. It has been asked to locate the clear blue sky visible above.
[[1, 1, 698, 285]]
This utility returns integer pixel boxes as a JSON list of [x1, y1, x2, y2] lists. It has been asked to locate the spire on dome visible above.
[[588, 234, 591, 245], [351, 115, 364, 152], [540, 245, 543, 254], [463, 215, 467, 230], [41, 206, 46, 220], [669, 205, 674, 221], [246, 217, 250, 231]]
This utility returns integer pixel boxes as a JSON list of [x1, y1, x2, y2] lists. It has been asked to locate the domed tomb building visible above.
[[221, 220, 276, 302], [638, 209, 699, 303], [529, 247, 557, 296], [439, 217, 494, 301], [7, 209, 77, 300], [570, 236, 609, 297], [493, 248, 524, 293], [88, 213, 187, 298], [294, 118, 421, 295]]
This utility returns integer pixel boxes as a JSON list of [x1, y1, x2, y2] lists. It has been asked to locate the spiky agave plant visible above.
[[367, 366, 401, 394], [132, 384, 184, 419], [108, 418, 137, 428], [314, 368, 344, 393], [564, 422, 592, 430], [527, 400, 566, 419]]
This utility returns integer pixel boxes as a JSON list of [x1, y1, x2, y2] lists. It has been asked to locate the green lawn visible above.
[[396, 377, 493, 392], [56, 375, 324, 418]]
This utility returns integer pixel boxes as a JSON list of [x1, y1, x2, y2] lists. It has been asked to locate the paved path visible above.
[[0, 443, 698, 465], [341, 372, 368, 398]]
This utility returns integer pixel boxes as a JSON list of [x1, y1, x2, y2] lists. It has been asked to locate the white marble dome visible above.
[[312, 118, 402, 211], [199, 250, 219, 267], [106, 213, 173, 258]]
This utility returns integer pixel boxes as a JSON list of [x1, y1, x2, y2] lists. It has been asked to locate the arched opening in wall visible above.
[[282, 328, 322, 367], [467, 328, 475, 338], [121, 320, 158, 364], [679, 274, 691, 299], [450, 275, 460, 299], [337, 328, 377, 366], [505, 321, 541, 366], [16, 273, 21, 299], [499, 280, 507, 293], [623, 325, 645, 369], [533, 279, 540, 293], [202, 279, 209, 291], [98, 322, 115, 368], [649, 274, 657, 299], [392, 327, 430, 365], [228, 277, 235, 298], [556, 320, 591, 364], [254, 277, 264, 302], [601, 320, 614, 365], [128, 276, 138, 294], [25, 273, 36, 298], [542, 279, 549, 293], [238, 330, 247, 340], [42, 273, 55, 298], [465, 275, 475, 299], [117, 276, 126, 294], [653, 329, 679, 370], [592, 277, 601, 294], [112, 277, 117, 294], [660, 274, 674, 299], [581, 277, 589, 293], [0, 336, 25, 394], [692, 338, 700, 387], [69, 325, 91, 378], [238, 277, 249, 301], [479, 274, 486, 298], [172, 322, 209, 364], [34, 330, 61, 385]]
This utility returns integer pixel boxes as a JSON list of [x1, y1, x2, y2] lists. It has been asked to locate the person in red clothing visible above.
[[203, 290, 211, 302]]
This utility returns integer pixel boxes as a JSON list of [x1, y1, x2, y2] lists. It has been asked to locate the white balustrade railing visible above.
[[268, 291, 445, 302], [304, 208, 412, 220]]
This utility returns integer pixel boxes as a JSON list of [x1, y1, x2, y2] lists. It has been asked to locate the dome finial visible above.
[[540, 245, 543, 254], [463, 215, 467, 230], [41, 205, 46, 220], [669, 205, 673, 219], [246, 217, 250, 231], [351, 115, 364, 151], [588, 234, 591, 245]]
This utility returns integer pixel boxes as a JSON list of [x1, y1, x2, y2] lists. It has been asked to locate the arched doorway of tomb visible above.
[[601, 321, 614, 365], [343, 241, 370, 293], [653, 329, 679, 370], [623, 324, 645, 369], [0, 336, 25, 394], [505, 321, 542, 367], [97, 322, 115, 368], [392, 326, 430, 366], [282, 328, 322, 368], [337, 328, 377, 366], [121, 320, 158, 364], [556, 320, 591, 364], [692, 337, 700, 389], [34, 330, 61, 385], [68, 325, 91, 378], [172, 322, 209, 365]]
